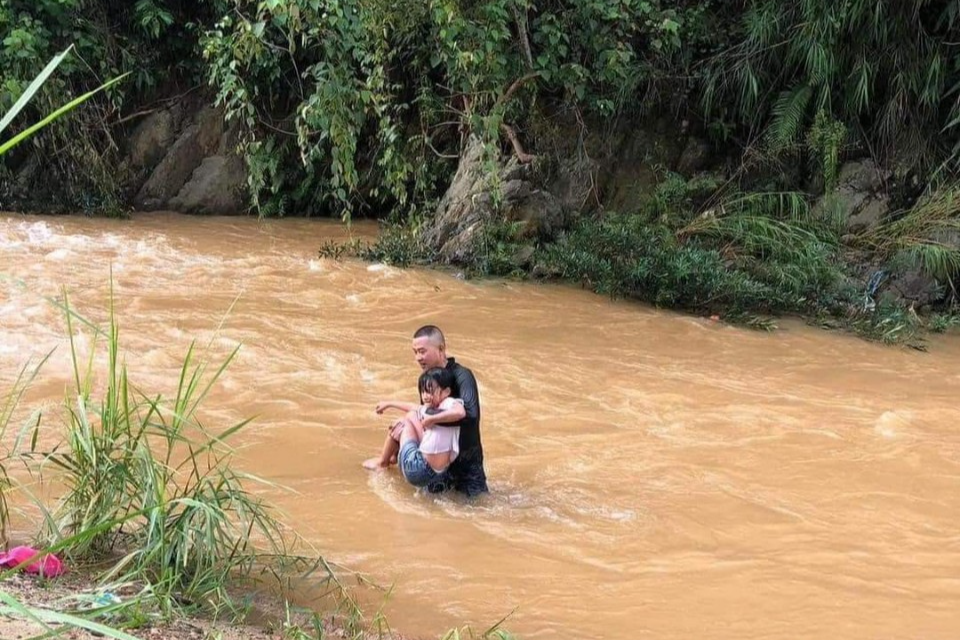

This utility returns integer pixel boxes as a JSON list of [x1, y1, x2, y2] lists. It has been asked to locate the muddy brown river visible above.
[[2, 212, 960, 639]]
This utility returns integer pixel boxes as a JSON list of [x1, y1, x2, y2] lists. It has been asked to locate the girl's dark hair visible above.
[[418, 367, 455, 395]]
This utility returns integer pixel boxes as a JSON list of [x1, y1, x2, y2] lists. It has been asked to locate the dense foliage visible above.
[[198, 0, 705, 217], [703, 0, 960, 175], [5, 1, 960, 214]]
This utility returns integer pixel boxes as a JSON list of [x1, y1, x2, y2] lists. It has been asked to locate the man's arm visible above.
[[452, 366, 480, 421], [421, 401, 465, 429]]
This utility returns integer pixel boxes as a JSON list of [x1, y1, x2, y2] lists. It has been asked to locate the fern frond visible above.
[[765, 85, 813, 152]]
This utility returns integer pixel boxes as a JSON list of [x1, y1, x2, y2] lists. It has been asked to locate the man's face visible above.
[[412, 336, 445, 370]]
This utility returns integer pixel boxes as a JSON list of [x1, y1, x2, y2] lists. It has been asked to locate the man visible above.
[[406, 325, 488, 497]]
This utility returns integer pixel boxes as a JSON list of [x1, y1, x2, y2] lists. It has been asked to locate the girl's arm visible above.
[[376, 400, 419, 414]]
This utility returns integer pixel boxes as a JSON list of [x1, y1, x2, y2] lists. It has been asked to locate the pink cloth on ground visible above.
[[0, 546, 65, 577]]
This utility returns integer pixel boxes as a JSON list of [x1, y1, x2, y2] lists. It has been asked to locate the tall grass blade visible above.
[[0, 594, 144, 640], [0, 73, 130, 157], [0, 46, 73, 137]]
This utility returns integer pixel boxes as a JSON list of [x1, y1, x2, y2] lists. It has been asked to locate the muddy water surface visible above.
[[2, 212, 960, 639]]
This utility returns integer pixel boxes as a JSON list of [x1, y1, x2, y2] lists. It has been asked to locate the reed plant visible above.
[[34, 287, 284, 615], [0, 281, 400, 637], [0, 356, 48, 545]]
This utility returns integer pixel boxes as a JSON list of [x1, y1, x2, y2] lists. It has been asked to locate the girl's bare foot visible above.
[[362, 457, 387, 470]]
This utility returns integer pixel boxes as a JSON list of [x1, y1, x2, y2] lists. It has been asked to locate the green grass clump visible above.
[[34, 289, 285, 616], [538, 184, 846, 317], [863, 184, 960, 293], [928, 311, 960, 333]]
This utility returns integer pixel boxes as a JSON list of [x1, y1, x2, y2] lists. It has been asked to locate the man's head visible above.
[[412, 325, 447, 371]]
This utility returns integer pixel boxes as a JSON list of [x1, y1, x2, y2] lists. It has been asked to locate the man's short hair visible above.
[[413, 325, 445, 347]]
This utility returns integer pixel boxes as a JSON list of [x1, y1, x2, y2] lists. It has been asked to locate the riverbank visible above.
[[0, 563, 410, 640], [6, 0, 960, 352], [0, 259, 403, 640], [1, 570, 280, 640], [343, 207, 960, 350]]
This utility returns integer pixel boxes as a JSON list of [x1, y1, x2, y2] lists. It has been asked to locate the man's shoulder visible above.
[[446, 357, 475, 376]]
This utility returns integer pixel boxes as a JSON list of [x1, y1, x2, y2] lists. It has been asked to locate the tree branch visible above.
[[113, 108, 158, 126], [493, 72, 540, 112], [500, 123, 535, 163], [512, 5, 535, 72]]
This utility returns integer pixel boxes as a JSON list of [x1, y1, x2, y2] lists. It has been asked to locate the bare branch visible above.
[[500, 123, 535, 163], [113, 108, 159, 126], [512, 5, 535, 72], [494, 72, 540, 112]]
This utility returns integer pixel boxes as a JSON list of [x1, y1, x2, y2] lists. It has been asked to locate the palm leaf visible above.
[[850, 59, 872, 114], [725, 190, 812, 221]]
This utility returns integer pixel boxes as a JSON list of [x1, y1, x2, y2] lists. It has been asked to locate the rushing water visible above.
[[2, 212, 960, 640]]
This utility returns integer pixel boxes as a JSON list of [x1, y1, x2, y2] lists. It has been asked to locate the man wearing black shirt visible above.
[[410, 325, 488, 497]]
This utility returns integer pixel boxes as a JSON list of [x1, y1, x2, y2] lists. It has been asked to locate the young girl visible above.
[[363, 368, 464, 487]]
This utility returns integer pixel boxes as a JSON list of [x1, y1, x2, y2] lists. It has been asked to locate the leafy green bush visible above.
[[354, 224, 428, 267], [539, 213, 779, 312]]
